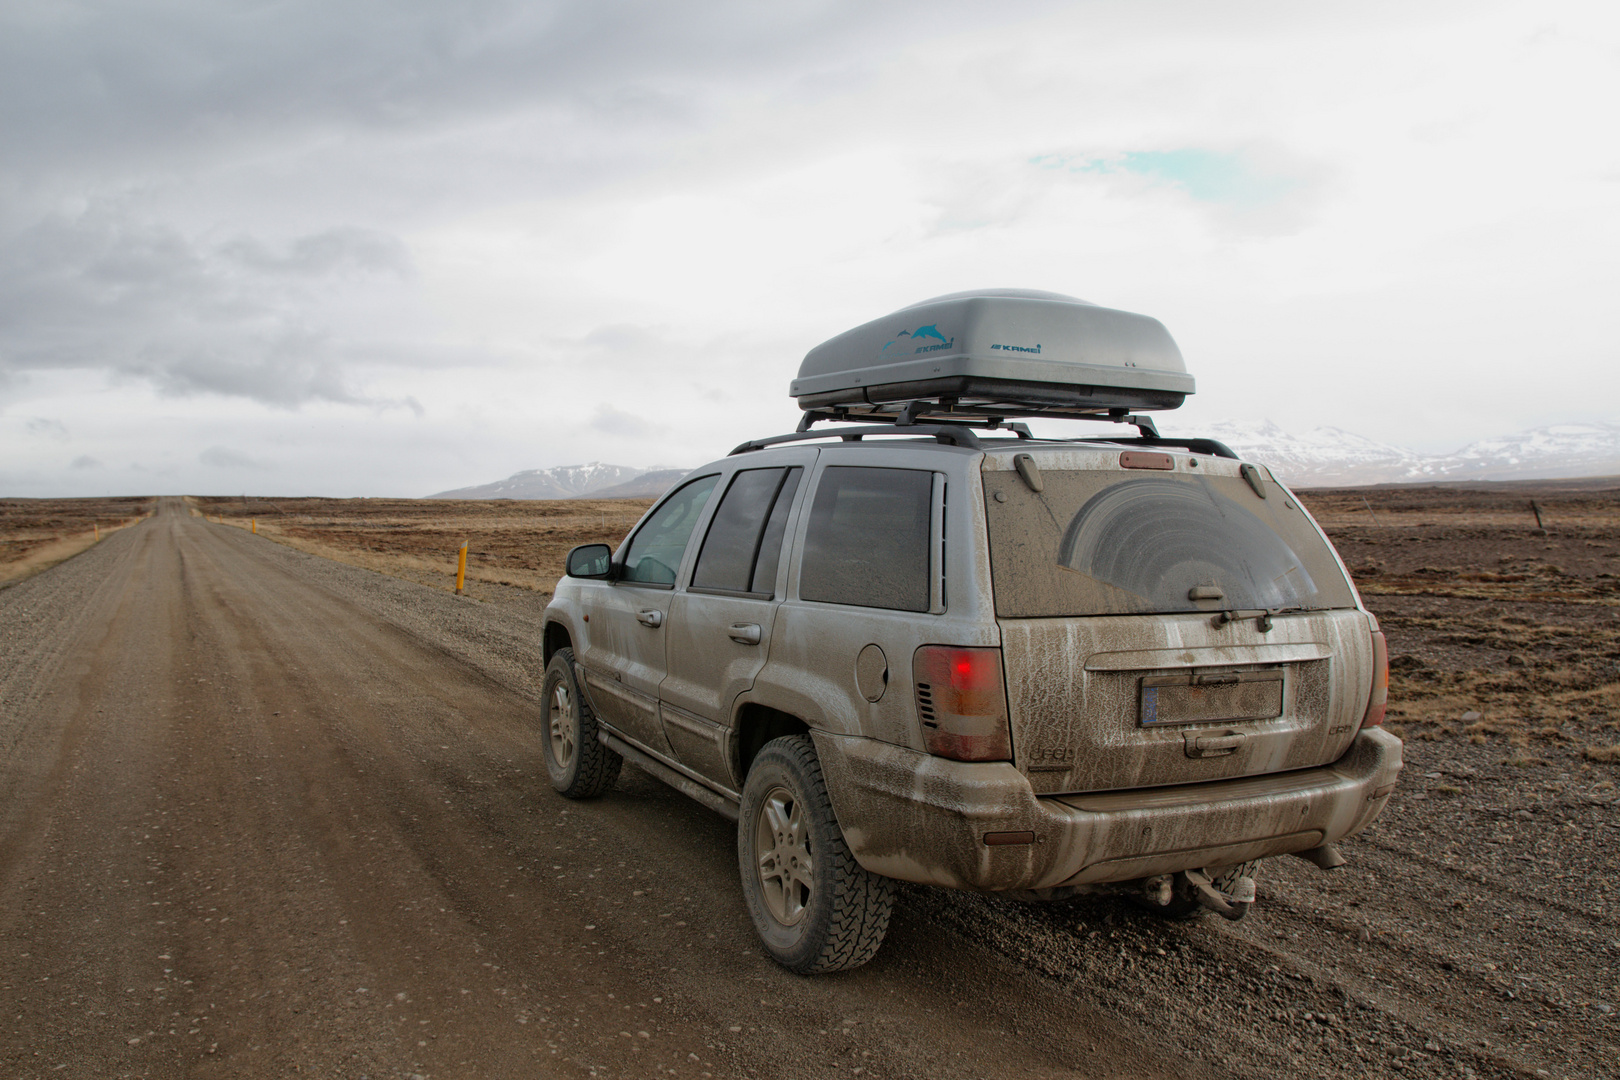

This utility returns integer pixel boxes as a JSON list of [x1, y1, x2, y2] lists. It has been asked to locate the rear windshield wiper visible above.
[[1216, 605, 1306, 632]]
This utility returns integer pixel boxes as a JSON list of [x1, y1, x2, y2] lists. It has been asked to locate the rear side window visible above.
[[692, 467, 802, 596], [621, 475, 719, 585], [982, 466, 1357, 617], [798, 466, 932, 612]]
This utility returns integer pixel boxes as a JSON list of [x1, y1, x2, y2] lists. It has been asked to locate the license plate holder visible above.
[[1140, 670, 1284, 726]]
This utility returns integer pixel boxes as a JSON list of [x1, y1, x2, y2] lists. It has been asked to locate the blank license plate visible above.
[[1140, 671, 1284, 726]]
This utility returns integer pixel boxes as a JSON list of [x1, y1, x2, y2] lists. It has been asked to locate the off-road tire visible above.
[[1134, 860, 1260, 921], [541, 648, 621, 798], [737, 735, 894, 974]]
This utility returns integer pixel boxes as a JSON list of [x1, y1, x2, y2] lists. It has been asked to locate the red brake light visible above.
[[914, 646, 1012, 762], [1361, 629, 1389, 729]]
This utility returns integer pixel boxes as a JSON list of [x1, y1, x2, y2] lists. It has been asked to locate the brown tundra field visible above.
[[0, 478, 1615, 1080]]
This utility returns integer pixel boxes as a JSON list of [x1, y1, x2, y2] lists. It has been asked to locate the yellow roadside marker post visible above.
[[251, 519, 257, 534], [93, 523, 100, 541], [455, 541, 469, 595]]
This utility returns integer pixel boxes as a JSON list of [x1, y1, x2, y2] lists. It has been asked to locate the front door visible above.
[[578, 473, 719, 759], [662, 464, 806, 789]]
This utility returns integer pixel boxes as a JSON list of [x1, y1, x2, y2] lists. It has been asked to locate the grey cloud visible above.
[[0, 2, 1061, 184], [70, 455, 101, 469], [217, 228, 411, 277], [589, 403, 659, 439], [0, 208, 418, 408], [199, 446, 266, 469], [27, 417, 69, 440], [122, 333, 361, 409]]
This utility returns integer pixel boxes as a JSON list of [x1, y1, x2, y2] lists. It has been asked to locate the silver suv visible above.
[[539, 290, 1400, 973]]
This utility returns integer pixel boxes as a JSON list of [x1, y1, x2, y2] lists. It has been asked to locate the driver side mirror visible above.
[[565, 543, 613, 579]]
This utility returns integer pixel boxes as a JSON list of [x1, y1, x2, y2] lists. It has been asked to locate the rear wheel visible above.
[[738, 735, 893, 974], [541, 648, 621, 798]]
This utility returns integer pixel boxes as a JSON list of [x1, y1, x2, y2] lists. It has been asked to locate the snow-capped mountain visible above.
[[1160, 420, 1620, 487], [1423, 424, 1620, 482], [428, 463, 670, 500], [1167, 420, 1425, 487]]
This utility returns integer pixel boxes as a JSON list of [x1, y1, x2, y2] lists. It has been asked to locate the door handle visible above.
[[728, 623, 762, 646], [636, 609, 664, 628]]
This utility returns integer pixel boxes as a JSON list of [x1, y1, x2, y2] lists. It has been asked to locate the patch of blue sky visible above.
[[1031, 149, 1299, 207]]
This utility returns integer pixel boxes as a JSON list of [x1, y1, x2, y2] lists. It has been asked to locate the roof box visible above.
[[791, 289, 1194, 417]]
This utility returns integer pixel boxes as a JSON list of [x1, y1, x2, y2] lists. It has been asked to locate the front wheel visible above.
[[737, 735, 894, 974], [540, 648, 622, 798]]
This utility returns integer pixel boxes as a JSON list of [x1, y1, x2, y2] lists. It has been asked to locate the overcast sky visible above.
[[2, 0, 1616, 497]]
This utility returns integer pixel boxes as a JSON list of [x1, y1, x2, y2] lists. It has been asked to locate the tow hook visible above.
[[1181, 869, 1256, 921]]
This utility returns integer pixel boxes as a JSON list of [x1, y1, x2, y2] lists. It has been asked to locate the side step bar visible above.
[[598, 730, 741, 822]]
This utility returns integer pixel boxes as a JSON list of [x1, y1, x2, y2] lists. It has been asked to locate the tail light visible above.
[[913, 645, 1012, 761], [1361, 629, 1389, 729]]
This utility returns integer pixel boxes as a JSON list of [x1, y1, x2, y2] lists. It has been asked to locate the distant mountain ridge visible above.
[[426, 421, 1620, 498], [426, 462, 687, 500], [1164, 420, 1620, 487]]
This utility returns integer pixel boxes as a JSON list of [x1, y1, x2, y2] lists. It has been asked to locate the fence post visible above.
[[456, 541, 469, 595]]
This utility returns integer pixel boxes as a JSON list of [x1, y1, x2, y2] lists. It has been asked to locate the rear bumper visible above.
[[813, 728, 1403, 892]]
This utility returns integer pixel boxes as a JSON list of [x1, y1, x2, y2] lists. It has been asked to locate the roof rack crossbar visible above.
[[798, 402, 1159, 438], [731, 423, 986, 456]]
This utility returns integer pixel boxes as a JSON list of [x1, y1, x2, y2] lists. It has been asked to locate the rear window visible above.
[[798, 466, 932, 612], [982, 464, 1355, 617]]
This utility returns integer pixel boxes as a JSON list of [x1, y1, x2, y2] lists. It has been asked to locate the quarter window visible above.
[[798, 466, 932, 612], [620, 475, 719, 585]]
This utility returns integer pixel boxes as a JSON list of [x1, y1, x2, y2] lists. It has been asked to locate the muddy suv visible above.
[[539, 290, 1400, 973]]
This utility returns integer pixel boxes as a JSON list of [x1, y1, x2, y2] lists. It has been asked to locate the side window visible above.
[[691, 467, 802, 596], [798, 466, 932, 612], [620, 475, 720, 585]]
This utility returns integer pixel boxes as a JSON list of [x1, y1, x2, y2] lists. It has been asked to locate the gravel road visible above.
[[0, 500, 1610, 1079]]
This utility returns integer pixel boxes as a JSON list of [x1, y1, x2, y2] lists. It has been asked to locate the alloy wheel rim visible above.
[[549, 682, 575, 769], [754, 785, 813, 926]]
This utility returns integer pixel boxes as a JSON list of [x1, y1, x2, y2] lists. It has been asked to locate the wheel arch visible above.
[[733, 703, 811, 784], [543, 620, 573, 666]]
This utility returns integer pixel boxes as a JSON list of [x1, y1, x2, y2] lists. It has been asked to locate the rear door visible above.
[[660, 457, 812, 788], [579, 473, 719, 759], [980, 448, 1374, 794]]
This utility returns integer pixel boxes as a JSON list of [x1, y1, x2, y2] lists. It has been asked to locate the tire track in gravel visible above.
[[1353, 831, 1612, 924]]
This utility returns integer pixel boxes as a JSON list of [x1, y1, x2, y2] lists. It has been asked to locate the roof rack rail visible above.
[[1103, 435, 1239, 459], [730, 422, 989, 456], [797, 400, 1161, 438]]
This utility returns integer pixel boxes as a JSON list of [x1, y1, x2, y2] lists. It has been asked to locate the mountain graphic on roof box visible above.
[[426, 463, 688, 500]]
